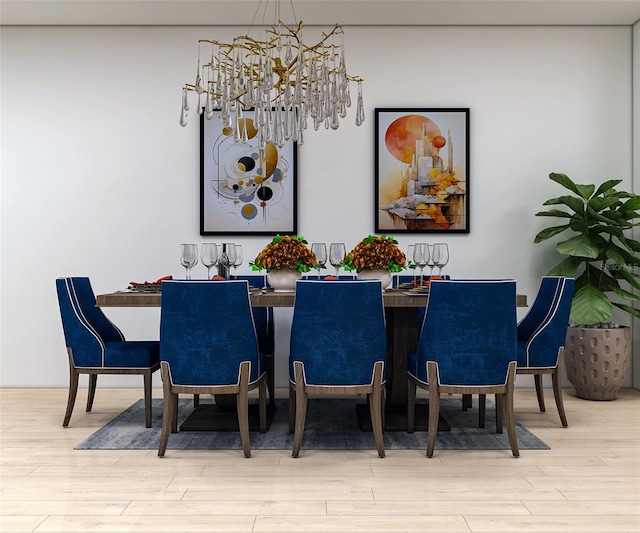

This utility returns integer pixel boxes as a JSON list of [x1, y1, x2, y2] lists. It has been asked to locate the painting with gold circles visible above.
[[200, 111, 297, 235], [375, 108, 469, 234]]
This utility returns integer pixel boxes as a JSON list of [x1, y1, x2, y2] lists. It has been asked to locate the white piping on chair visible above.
[[523, 277, 566, 368], [64, 278, 107, 366]]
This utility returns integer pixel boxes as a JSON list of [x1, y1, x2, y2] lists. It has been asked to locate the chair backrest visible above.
[[517, 276, 575, 368], [234, 274, 274, 355], [289, 279, 387, 386], [160, 280, 262, 386], [56, 277, 124, 367], [417, 279, 518, 386]]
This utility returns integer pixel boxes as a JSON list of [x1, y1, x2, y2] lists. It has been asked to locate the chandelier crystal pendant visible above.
[[179, 1, 364, 147]]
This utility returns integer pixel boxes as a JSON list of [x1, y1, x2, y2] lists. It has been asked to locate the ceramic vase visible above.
[[356, 268, 392, 290], [267, 269, 302, 292]]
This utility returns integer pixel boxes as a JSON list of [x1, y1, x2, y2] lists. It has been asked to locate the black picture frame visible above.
[[375, 108, 470, 234], [200, 111, 298, 236]]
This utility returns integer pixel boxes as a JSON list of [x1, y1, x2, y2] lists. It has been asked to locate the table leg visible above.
[[385, 307, 420, 408]]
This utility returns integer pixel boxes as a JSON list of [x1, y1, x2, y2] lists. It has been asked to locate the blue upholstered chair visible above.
[[516, 276, 575, 427], [158, 280, 267, 457], [56, 277, 160, 428], [235, 274, 276, 405], [289, 280, 387, 458], [407, 279, 519, 457]]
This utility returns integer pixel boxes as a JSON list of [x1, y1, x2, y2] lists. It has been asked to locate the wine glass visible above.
[[232, 245, 243, 278], [311, 243, 327, 279], [329, 243, 346, 278], [426, 244, 436, 278], [201, 243, 218, 279], [180, 243, 199, 280], [406, 244, 416, 286], [413, 243, 430, 287], [218, 243, 237, 279], [433, 243, 449, 276]]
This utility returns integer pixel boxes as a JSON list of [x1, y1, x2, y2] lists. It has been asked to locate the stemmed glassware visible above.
[[329, 243, 346, 278], [218, 243, 237, 279], [432, 243, 449, 276], [426, 244, 436, 278], [311, 243, 327, 279], [180, 243, 199, 280], [232, 245, 243, 278], [413, 243, 430, 287], [406, 244, 416, 286], [201, 243, 218, 280]]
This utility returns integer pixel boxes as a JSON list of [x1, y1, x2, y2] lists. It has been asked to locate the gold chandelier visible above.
[[179, 0, 364, 147]]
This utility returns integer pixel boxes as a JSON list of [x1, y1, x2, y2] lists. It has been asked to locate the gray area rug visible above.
[[75, 397, 549, 451]]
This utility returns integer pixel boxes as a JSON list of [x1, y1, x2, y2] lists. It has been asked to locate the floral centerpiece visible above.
[[250, 235, 316, 273], [249, 235, 316, 291], [343, 235, 406, 288]]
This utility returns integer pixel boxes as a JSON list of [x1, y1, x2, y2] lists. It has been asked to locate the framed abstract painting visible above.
[[200, 111, 298, 235], [375, 108, 470, 234]]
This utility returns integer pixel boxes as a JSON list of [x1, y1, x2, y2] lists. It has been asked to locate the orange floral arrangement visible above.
[[343, 235, 406, 273], [249, 235, 316, 273]]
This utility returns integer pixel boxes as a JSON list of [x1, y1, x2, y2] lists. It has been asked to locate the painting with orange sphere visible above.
[[375, 108, 469, 234], [200, 111, 297, 235]]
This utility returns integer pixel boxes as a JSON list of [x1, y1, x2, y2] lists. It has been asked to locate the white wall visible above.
[[1, 24, 635, 389]]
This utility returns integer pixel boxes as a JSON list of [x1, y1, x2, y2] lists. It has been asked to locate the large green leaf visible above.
[[556, 235, 600, 258], [593, 179, 622, 197], [534, 224, 569, 243], [555, 195, 586, 213], [610, 263, 640, 290], [618, 195, 640, 214], [570, 284, 613, 325], [612, 302, 640, 320], [549, 173, 596, 200], [535, 209, 572, 218], [547, 256, 582, 276], [589, 196, 620, 214]]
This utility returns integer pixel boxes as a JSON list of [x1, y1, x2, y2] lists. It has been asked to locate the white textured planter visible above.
[[266, 269, 302, 292], [564, 326, 630, 401], [356, 268, 392, 289]]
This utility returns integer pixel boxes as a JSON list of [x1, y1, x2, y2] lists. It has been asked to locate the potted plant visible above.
[[249, 235, 316, 291], [534, 172, 640, 400], [343, 235, 407, 289]]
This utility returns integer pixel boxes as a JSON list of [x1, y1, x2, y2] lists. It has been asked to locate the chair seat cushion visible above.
[[104, 341, 160, 368]]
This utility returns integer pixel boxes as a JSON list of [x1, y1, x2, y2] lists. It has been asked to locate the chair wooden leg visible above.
[[479, 394, 486, 428], [266, 354, 275, 406], [495, 393, 503, 434], [426, 362, 440, 458], [236, 362, 251, 458], [288, 383, 296, 434], [143, 369, 153, 428], [158, 362, 175, 457], [369, 361, 385, 458], [86, 374, 97, 413], [171, 393, 178, 433], [259, 379, 267, 433], [534, 374, 546, 412], [407, 376, 417, 433], [193, 394, 200, 407], [504, 361, 519, 457], [292, 362, 308, 458], [63, 351, 79, 427], [553, 348, 568, 427]]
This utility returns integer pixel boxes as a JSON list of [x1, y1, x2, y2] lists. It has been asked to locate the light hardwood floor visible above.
[[1, 387, 639, 532]]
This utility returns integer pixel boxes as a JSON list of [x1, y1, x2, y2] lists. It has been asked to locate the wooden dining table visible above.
[[96, 288, 527, 430]]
